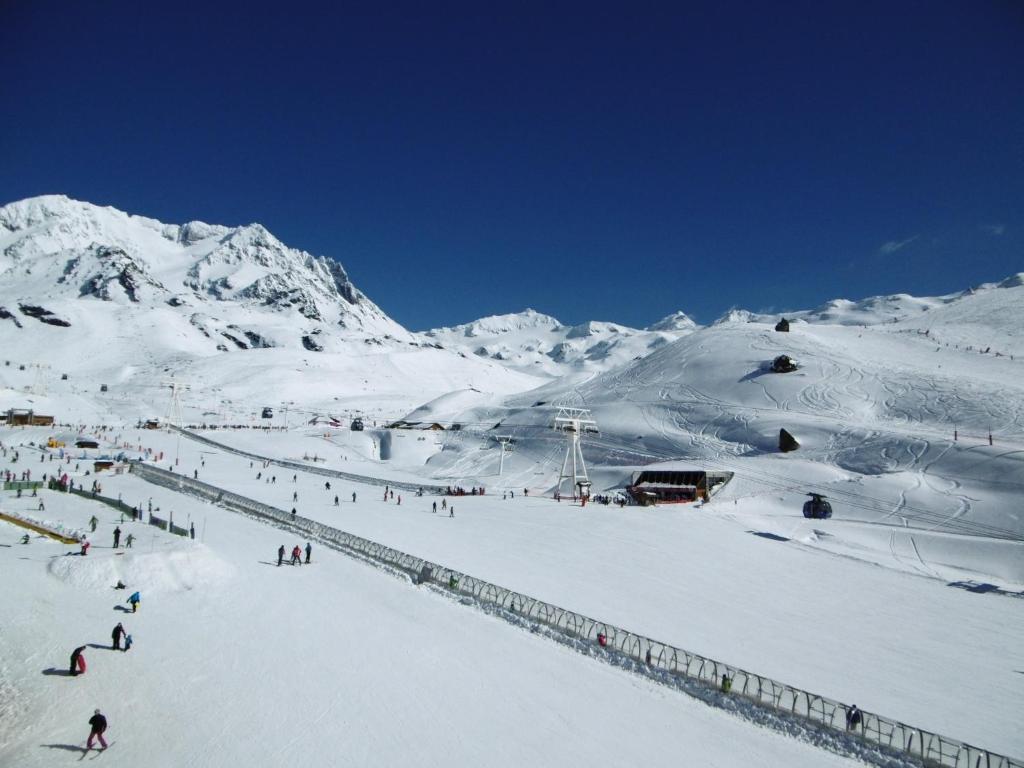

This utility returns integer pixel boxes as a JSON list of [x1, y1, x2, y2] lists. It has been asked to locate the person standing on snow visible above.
[[89, 515, 98, 532], [449, 506, 454, 518], [87, 709, 108, 750], [352, 492, 356, 503], [125, 533, 134, 549], [80, 537, 90, 556], [290, 545, 301, 566], [305, 542, 312, 564], [334, 495, 339, 506], [70, 645, 87, 676], [111, 623, 125, 651], [432, 501, 437, 513], [113, 526, 121, 549], [123, 634, 133, 652], [277, 544, 285, 566]]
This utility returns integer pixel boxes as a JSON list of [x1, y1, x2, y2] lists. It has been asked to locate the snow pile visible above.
[[46, 544, 235, 594]]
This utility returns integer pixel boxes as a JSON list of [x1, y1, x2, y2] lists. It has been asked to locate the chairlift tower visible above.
[[553, 407, 598, 497], [161, 380, 191, 429], [29, 362, 50, 396], [495, 435, 515, 476], [162, 379, 191, 467]]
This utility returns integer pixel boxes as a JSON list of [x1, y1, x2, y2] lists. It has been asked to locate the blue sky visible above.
[[1, 1, 1021, 329]]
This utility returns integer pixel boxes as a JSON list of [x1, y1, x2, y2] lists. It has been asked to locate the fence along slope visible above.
[[169, 426, 445, 494], [129, 461, 1022, 768]]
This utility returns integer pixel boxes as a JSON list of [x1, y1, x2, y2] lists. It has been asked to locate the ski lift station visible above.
[[626, 462, 734, 504]]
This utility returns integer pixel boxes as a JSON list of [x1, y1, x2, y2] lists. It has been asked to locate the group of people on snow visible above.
[[277, 542, 312, 566]]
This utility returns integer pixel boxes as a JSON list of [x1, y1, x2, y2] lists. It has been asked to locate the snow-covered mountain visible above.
[[0, 195, 406, 347], [421, 309, 700, 378], [0, 196, 545, 413]]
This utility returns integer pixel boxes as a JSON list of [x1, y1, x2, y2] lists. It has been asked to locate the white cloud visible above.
[[878, 235, 919, 255], [981, 223, 1005, 236]]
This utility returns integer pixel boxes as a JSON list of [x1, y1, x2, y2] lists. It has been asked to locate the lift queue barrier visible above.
[[168, 426, 445, 495], [129, 461, 1022, 768]]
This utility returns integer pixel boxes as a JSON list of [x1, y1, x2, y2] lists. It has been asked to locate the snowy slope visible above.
[[0, 434, 870, 768], [719, 273, 1023, 358]]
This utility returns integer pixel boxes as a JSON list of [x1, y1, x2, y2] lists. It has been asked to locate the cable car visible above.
[[351, 417, 364, 431], [261, 407, 274, 419], [802, 493, 832, 519]]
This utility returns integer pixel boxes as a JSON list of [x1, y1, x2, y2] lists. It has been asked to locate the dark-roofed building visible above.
[[627, 463, 733, 504]]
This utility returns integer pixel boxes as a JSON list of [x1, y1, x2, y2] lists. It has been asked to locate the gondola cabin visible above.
[[802, 493, 832, 519], [351, 418, 364, 431]]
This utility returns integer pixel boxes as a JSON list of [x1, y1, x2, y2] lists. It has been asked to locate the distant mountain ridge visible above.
[[421, 309, 700, 378], [1, 195, 1020, 378]]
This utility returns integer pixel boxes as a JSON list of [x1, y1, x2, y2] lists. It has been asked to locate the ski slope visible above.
[[1, 445, 867, 768], [102, 424, 1024, 759]]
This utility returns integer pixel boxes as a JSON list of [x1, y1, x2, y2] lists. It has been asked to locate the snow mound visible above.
[[46, 544, 235, 594]]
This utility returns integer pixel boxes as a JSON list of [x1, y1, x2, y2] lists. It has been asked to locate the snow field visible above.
[[39, 423, 1022, 759], [1, 474, 867, 767]]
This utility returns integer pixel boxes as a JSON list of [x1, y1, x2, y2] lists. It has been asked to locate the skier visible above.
[[125, 533, 134, 549], [449, 506, 454, 518], [305, 542, 312, 564], [87, 709, 108, 751], [293, 491, 298, 502], [397, 495, 401, 506], [111, 622, 125, 651], [127, 591, 140, 613], [352, 492, 356, 503], [21, 533, 30, 544], [290, 545, 301, 566], [89, 515, 98, 532], [334, 495, 339, 506], [432, 501, 437, 513], [123, 634, 133, 652], [721, 673, 732, 693], [113, 526, 121, 549], [189, 523, 195, 540], [441, 499, 447, 511], [277, 544, 285, 567], [80, 538, 90, 557], [846, 705, 862, 730], [324, 481, 330, 491], [70, 645, 87, 676]]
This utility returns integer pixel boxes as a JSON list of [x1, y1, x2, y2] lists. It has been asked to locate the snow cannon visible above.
[[802, 493, 832, 519]]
